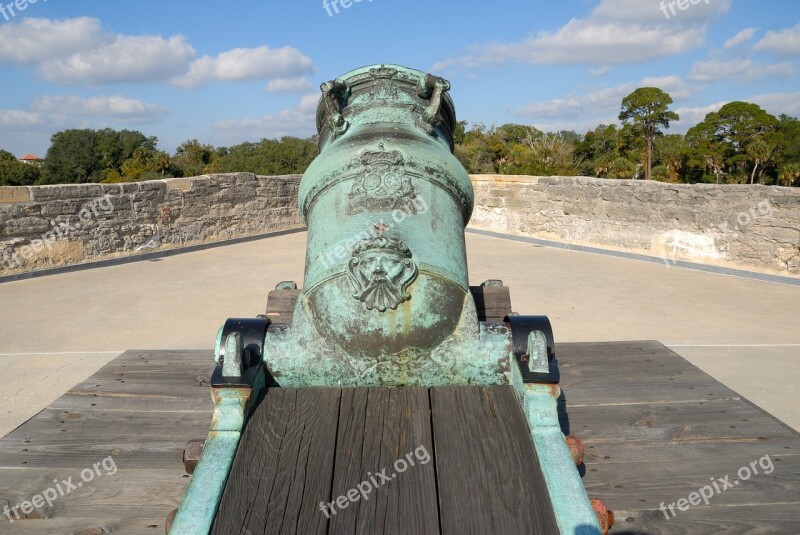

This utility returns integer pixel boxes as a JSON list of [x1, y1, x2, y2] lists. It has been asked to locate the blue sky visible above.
[[1, 0, 799, 157]]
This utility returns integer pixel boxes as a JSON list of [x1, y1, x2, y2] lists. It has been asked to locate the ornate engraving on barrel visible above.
[[347, 236, 418, 312], [348, 143, 417, 214], [366, 65, 400, 102]]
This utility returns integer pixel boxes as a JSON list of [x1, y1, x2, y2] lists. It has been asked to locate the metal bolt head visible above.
[[591, 498, 614, 535], [183, 439, 205, 475], [165, 508, 177, 534], [566, 435, 585, 466]]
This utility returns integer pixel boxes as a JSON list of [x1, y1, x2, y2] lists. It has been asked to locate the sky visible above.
[[1, 0, 799, 157]]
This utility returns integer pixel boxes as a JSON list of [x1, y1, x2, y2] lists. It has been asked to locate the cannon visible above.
[[169, 65, 608, 534]]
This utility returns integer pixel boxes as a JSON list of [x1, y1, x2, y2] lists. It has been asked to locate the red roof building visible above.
[[18, 154, 43, 164]]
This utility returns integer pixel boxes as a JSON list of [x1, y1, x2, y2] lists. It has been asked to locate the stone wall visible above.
[[470, 175, 800, 275], [0, 173, 303, 274], [1, 173, 798, 276]]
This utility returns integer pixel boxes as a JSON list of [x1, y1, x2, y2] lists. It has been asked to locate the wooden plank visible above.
[[469, 285, 512, 322], [582, 452, 800, 509], [211, 388, 340, 535], [0, 408, 210, 469], [0, 516, 175, 535], [49, 391, 210, 413], [265, 289, 301, 324], [0, 468, 188, 522], [431, 386, 559, 534], [612, 502, 800, 534], [328, 388, 439, 534], [556, 341, 800, 535]]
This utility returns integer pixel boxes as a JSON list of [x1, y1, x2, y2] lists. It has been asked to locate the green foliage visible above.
[[0, 150, 41, 186], [172, 139, 217, 177], [214, 137, 318, 175], [685, 102, 783, 184], [619, 87, 679, 180], [41, 129, 162, 184]]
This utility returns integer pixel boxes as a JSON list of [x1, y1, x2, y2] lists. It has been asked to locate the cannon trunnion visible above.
[[168, 65, 607, 534]]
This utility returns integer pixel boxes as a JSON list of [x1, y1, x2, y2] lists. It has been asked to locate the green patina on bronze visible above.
[[263, 64, 511, 387]]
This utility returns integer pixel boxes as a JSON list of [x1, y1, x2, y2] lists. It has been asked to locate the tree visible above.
[[0, 150, 40, 186], [699, 102, 781, 184], [173, 139, 217, 177], [654, 134, 687, 182], [42, 128, 159, 184], [619, 88, 679, 180], [214, 137, 317, 176]]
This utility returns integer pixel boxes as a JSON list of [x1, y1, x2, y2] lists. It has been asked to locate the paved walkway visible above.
[[0, 232, 797, 436]]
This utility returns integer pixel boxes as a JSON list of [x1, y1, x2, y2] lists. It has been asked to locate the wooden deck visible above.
[[212, 387, 558, 534], [0, 341, 798, 534]]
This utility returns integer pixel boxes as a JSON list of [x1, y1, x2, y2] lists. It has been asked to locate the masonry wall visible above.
[[1, 173, 799, 276], [470, 175, 800, 275], [0, 173, 303, 274]]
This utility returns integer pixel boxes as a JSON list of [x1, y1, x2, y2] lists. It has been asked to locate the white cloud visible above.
[[673, 101, 726, 128], [175, 46, 314, 89], [688, 58, 795, 83], [755, 23, 800, 56], [29, 95, 167, 123], [0, 17, 315, 88], [41, 35, 195, 85], [518, 75, 689, 121], [0, 109, 51, 130], [0, 17, 105, 64], [264, 77, 315, 94], [673, 92, 800, 129], [211, 94, 318, 145], [749, 91, 800, 117], [724, 28, 757, 49], [433, 0, 730, 69], [590, 66, 611, 77]]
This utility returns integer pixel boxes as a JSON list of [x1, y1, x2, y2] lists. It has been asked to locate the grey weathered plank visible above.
[[555, 342, 800, 535], [211, 388, 340, 535], [431, 386, 559, 534], [613, 502, 800, 534], [328, 388, 439, 534], [469, 285, 512, 322], [0, 468, 188, 521]]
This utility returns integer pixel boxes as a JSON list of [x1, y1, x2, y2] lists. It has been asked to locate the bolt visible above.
[[165, 508, 177, 534], [566, 435, 585, 466], [591, 498, 614, 535], [183, 439, 205, 475]]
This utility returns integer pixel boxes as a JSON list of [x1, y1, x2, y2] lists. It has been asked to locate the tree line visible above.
[[1, 88, 798, 187]]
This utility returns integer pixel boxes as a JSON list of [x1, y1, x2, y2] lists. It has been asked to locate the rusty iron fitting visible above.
[[165, 508, 178, 534], [183, 439, 205, 475], [591, 498, 614, 535], [566, 435, 585, 466]]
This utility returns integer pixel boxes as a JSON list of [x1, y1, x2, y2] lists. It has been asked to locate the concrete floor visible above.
[[0, 231, 798, 437]]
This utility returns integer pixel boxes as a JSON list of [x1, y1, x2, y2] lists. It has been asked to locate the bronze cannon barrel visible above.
[[262, 64, 510, 386]]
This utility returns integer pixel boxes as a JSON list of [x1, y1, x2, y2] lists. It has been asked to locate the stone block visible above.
[[0, 187, 31, 204]]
